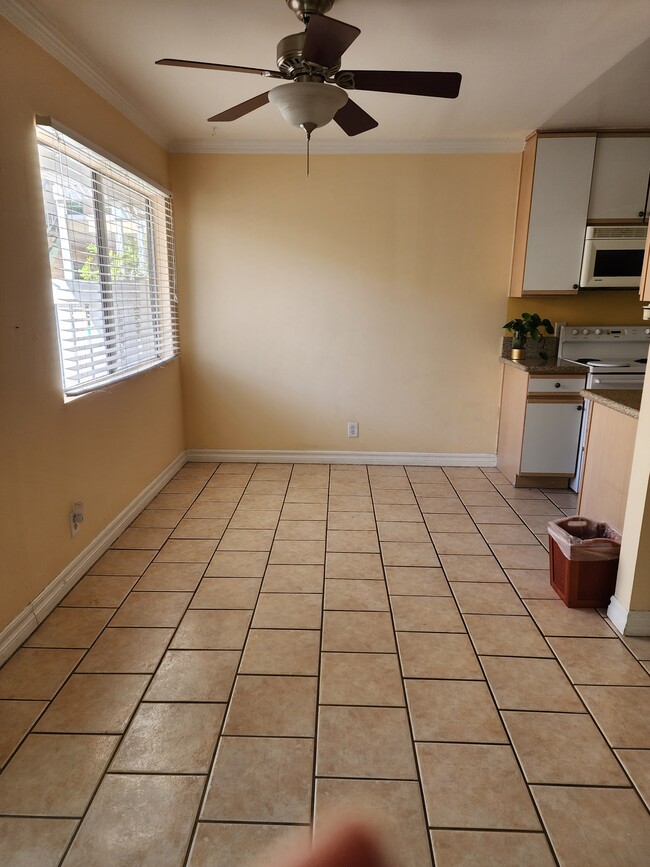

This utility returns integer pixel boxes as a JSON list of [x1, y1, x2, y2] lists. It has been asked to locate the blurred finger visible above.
[[262, 820, 389, 867]]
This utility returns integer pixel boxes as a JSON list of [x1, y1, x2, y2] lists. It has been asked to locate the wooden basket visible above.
[[549, 536, 619, 608]]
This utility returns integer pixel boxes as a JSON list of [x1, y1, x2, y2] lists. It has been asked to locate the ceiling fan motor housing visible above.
[[277, 33, 309, 76], [285, 0, 335, 22], [276, 32, 339, 78]]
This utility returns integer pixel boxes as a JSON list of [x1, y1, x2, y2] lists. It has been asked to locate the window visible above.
[[36, 119, 179, 396]]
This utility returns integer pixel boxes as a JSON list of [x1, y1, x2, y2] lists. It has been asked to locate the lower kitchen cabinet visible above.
[[497, 364, 586, 487], [578, 400, 638, 533], [520, 401, 584, 473]]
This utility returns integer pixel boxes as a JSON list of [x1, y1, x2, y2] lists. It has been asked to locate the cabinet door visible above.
[[588, 136, 650, 221], [523, 135, 596, 294], [520, 401, 584, 474]]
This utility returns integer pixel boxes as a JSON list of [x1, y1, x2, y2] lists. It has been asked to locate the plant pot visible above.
[[511, 347, 526, 360]]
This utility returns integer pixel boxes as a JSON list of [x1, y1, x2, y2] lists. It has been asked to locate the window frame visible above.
[[36, 117, 179, 397]]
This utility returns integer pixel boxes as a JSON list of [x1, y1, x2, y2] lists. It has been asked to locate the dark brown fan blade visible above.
[[334, 99, 378, 136], [208, 91, 270, 122], [302, 14, 360, 68], [339, 70, 462, 98], [157, 58, 280, 77]]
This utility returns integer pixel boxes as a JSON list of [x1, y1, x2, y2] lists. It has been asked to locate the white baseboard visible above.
[[0, 447, 495, 664], [607, 596, 650, 636], [0, 451, 187, 666], [186, 449, 497, 467]]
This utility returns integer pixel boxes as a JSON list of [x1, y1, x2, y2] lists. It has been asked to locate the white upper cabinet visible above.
[[509, 131, 650, 297], [588, 136, 650, 221], [519, 135, 596, 295]]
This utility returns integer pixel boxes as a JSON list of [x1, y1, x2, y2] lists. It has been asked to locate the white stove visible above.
[[557, 325, 648, 491], [558, 325, 649, 387]]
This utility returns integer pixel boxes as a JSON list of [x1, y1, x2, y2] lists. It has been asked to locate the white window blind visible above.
[[36, 119, 179, 396]]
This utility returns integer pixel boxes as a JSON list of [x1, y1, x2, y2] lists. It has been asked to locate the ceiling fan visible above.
[[156, 0, 462, 140]]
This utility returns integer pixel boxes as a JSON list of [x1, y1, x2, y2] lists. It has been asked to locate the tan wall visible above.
[[505, 291, 645, 330], [172, 152, 520, 453], [0, 20, 185, 631]]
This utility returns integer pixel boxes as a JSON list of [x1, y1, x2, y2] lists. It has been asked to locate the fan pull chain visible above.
[[301, 122, 316, 177]]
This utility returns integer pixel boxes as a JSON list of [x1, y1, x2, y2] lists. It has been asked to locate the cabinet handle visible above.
[[577, 405, 583, 411], [554, 382, 561, 388], [573, 283, 579, 290]]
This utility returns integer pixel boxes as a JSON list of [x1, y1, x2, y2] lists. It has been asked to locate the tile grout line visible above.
[[177, 463, 254, 864], [450, 611, 561, 862], [52, 463, 250, 859], [2, 461, 649, 864], [7, 463, 278, 847], [0, 470, 216, 773], [181, 462, 290, 865], [378, 464, 440, 867], [472, 472, 650, 830], [538, 638, 650, 798], [438, 469, 561, 866], [50, 463, 223, 865], [309, 462, 330, 841]]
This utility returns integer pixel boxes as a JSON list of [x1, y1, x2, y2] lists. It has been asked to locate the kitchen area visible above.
[[499, 324, 647, 531], [497, 130, 650, 538]]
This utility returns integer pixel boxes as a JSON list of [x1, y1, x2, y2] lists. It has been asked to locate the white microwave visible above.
[[580, 225, 647, 289]]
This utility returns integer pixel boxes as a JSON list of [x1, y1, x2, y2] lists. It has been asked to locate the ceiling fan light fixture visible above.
[[269, 81, 348, 131]]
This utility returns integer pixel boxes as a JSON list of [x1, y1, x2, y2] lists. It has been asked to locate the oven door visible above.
[[580, 239, 645, 288]]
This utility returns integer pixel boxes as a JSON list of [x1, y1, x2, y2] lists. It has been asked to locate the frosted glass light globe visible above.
[[269, 82, 348, 129]]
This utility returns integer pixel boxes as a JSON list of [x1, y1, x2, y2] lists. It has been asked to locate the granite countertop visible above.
[[499, 336, 587, 375], [500, 356, 587, 375], [581, 388, 643, 419]]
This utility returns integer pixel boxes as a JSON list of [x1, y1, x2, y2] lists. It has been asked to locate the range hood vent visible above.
[[587, 225, 647, 240]]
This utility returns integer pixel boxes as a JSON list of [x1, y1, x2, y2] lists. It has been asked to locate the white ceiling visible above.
[[4, 0, 650, 152]]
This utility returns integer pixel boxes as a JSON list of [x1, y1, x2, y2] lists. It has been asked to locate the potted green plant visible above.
[[503, 312, 554, 361]]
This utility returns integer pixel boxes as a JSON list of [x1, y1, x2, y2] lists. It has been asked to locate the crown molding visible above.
[[169, 136, 524, 154], [0, 0, 169, 147], [1, 1, 525, 156]]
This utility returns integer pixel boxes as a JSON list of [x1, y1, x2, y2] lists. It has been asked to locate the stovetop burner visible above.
[[574, 358, 629, 368]]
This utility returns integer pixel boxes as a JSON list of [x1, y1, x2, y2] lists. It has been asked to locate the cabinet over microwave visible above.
[[579, 225, 647, 289]]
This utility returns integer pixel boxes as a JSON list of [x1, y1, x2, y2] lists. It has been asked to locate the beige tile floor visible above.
[[1, 461, 649, 866]]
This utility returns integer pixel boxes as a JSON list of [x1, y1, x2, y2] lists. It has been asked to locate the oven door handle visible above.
[[590, 375, 644, 388]]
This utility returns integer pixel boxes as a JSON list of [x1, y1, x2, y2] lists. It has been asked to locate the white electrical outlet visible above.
[[347, 421, 359, 438], [69, 501, 84, 537]]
